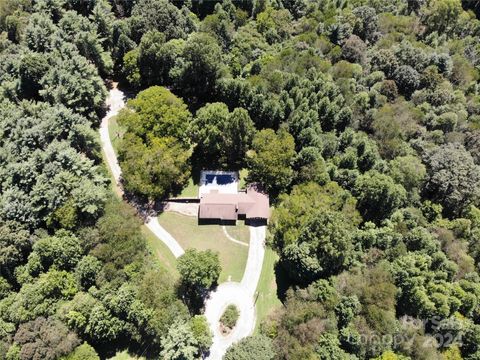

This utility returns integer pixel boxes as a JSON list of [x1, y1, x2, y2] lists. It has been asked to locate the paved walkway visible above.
[[100, 86, 266, 359], [145, 217, 185, 258], [241, 226, 266, 295]]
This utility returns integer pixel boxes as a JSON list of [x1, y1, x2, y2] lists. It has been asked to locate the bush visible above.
[[220, 305, 239, 329], [63, 343, 99, 360], [224, 335, 275, 360]]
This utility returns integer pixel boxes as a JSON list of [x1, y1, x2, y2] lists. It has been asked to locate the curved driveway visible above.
[[100, 86, 124, 189], [99, 86, 185, 258], [100, 86, 266, 359], [205, 225, 266, 359]]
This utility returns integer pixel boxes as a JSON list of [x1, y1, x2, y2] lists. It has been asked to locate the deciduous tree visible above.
[[281, 210, 354, 283], [118, 86, 192, 143], [173, 33, 224, 102], [118, 134, 191, 199], [423, 143, 480, 217], [14, 317, 80, 360], [159, 320, 199, 360], [224, 335, 275, 360], [247, 128, 296, 195], [353, 171, 407, 223], [177, 249, 221, 290], [190, 103, 256, 169], [0, 221, 33, 281]]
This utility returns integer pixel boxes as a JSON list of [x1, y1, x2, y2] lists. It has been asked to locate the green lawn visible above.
[[141, 225, 179, 278], [255, 247, 283, 332], [223, 224, 249, 244], [108, 115, 126, 156], [108, 351, 145, 360], [178, 177, 199, 198], [239, 168, 249, 189], [158, 212, 249, 282]]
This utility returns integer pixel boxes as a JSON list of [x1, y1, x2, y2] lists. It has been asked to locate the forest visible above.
[[1, 0, 480, 359]]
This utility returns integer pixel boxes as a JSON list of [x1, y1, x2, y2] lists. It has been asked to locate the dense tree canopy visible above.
[[0, 3, 203, 358], [247, 128, 296, 195], [353, 170, 407, 223], [224, 335, 275, 360], [117, 86, 192, 199], [129, 0, 196, 42], [190, 102, 256, 169]]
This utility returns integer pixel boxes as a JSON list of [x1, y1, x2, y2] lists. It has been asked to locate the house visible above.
[[198, 170, 270, 224]]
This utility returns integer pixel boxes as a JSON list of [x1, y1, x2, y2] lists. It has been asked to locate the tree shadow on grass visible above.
[[190, 161, 202, 186], [176, 280, 216, 315], [274, 261, 294, 303]]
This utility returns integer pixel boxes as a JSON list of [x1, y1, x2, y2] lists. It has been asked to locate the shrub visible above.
[[224, 335, 275, 360], [220, 304, 239, 329]]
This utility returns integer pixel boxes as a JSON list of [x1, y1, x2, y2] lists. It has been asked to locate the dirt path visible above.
[[101, 86, 266, 359]]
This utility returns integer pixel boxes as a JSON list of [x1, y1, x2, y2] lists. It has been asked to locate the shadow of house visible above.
[[198, 218, 237, 226]]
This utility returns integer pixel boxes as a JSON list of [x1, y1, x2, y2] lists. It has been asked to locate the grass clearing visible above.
[[158, 212, 249, 282], [108, 115, 126, 156], [178, 177, 199, 198], [239, 168, 248, 189], [141, 225, 179, 278], [255, 247, 283, 332], [223, 225, 249, 244]]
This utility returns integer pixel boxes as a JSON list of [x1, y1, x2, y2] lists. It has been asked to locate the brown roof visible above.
[[244, 188, 270, 218], [199, 203, 237, 220], [199, 188, 269, 220]]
